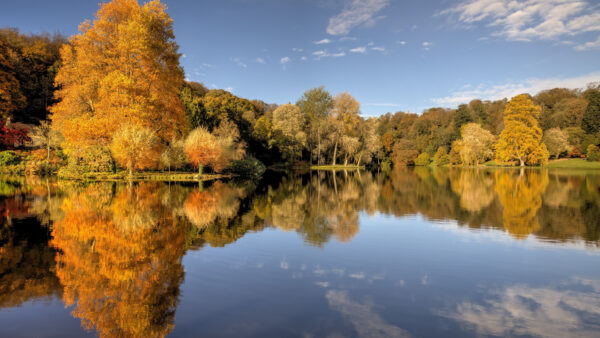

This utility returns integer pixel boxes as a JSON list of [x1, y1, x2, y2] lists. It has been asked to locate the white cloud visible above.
[[575, 35, 600, 50], [280, 56, 291, 64], [312, 50, 346, 59], [339, 36, 358, 41], [397, 40, 407, 45], [292, 47, 304, 52], [367, 41, 375, 46], [327, 0, 390, 35], [230, 57, 247, 68], [350, 46, 367, 53], [255, 57, 265, 64], [315, 38, 333, 45], [440, 0, 600, 47], [432, 72, 600, 106], [371, 46, 385, 52], [422, 41, 431, 47], [301, 56, 308, 61]]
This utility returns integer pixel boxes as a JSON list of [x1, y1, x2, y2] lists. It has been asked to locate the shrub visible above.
[[587, 144, 600, 162], [414, 152, 431, 166], [227, 155, 266, 178], [432, 147, 450, 166], [381, 158, 392, 173], [0, 151, 21, 166]]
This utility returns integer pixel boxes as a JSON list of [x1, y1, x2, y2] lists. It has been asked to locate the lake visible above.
[[1, 168, 599, 337]]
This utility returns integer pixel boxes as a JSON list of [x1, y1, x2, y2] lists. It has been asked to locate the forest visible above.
[[1, 0, 600, 178]]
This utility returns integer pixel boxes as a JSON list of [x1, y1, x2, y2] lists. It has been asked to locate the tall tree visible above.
[[496, 94, 549, 166], [454, 123, 495, 165], [0, 39, 25, 120], [582, 88, 600, 134], [296, 87, 333, 164], [329, 92, 361, 165], [110, 125, 161, 176], [453, 104, 473, 138], [543, 128, 571, 159], [50, 0, 186, 158], [272, 104, 306, 162]]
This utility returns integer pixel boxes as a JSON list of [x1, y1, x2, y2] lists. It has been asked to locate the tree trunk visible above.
[[46, 143, 50, 167], [332, 141, 338, 166], [128, 164, 133, 177], [198, 164, 203, 176], [519, 158, 524, 167]]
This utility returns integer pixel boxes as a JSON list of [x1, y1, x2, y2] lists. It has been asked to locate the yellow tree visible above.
[[329, 92, 361, 165], [50, 0, 187, 157], [110, 125, 161, 175], [495, 94, 549, 166]]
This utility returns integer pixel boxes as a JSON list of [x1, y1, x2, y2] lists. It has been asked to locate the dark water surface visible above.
[[1, 168, 599, 337]]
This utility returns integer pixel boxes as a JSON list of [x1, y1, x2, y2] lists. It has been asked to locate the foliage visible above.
[[57, 146, 115, 178], [0, 119, 30, 150], [227, 155, 266, 178], [272, 103, 306, 161], [50, 0, 187, 157], [587, 145, 600, 162], [454, 123, 495, 165], [495, 94, 549, 166], [0, 28, 65, 122], [159, 138, 187, 172], [392, 139, 419, 166], [414, 152, 431, 166], [110, 125, 161, 175], [0, 150, 20, 165], [296, 86, 333, 164], [582, 88, 600, 134], [543, 128, 571, 159], [432, 146, 450, 166], [184, 127, 220, 174]]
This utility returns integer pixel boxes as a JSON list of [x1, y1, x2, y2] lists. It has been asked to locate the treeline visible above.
[[1, 0, 600, 176]]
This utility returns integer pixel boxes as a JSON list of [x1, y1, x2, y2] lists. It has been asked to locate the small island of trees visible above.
[[1, 0, 600, 179]]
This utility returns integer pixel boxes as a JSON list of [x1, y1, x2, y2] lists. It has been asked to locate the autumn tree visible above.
[[329, 92, 361, 165], [272, 103, 306, 161], [212, 118, 246, 171], [30, 120, 63, 166], [159, 137, 187, 173], [184, 127, 220, 174], [543, 128, 571, 159], [50, 0, 187, 162], [582, 88, 600, 134], [0, 39, 25, 120], [454, 123, 495, 165], [296, 87, 333, 164], [495, 94, 549, 166], [453, 104, 473, 138], [392, 139, 419, 166], [110, 125, 161, 176]]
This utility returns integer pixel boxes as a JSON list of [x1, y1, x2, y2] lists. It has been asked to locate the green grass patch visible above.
[[310, 165, 365, 170], [546, 159, 600, 169]]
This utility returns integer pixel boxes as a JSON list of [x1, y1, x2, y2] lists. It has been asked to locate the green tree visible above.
[[272, 103, 306, 161], [296, 87, 333, 164], [582, 88, 600, 134], [453, 104, 473, 138], [496, 94, 549, 166], [543, 128, 571, 159]]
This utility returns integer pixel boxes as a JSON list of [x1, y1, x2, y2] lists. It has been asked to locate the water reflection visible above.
[[0, 168, 599, 337]]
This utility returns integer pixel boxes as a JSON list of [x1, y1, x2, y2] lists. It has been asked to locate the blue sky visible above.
[[2, 0, 600, 116]]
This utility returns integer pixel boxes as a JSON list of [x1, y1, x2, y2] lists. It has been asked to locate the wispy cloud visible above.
[[350, 46, 367, 53], [280, 56, 291, 64], [230, 57, 247, 68], [371, 46, 385, 52], [327, 0, 390, 35], [313, 50, 347, 60], [292, 47, 304, 52], [439, 0, 600, 49], [255, 57, 265, 64], [339, 36, 358, 41], [432, 72, 600, 106], [422, 41, 431, 50], [575, 35, 600, 50], [366, 103, 402, 107], [315, 38, 332, 45], [397, 40, 407, 45]]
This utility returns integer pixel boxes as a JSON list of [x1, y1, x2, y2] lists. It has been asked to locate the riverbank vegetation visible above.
[[1, 0, 600, 179]]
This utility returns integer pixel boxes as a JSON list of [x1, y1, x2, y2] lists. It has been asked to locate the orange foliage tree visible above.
[[110, 125, 161, 175], [183, 127, 220, 174], [50, 183, 187, 337], [50, 0, 187, 158]]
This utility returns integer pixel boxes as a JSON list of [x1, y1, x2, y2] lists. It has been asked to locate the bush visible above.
[[414, 152, 431, 166], [587, 144, 600, 162], [381, 158, 392, 173], [0, 151, 21, 166], [432, 147, 450, 166], [227, 155, 266, 178], [58, 146, 115, 178]]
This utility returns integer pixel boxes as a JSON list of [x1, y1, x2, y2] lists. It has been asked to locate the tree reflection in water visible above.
[[0, 167, 599, 337]]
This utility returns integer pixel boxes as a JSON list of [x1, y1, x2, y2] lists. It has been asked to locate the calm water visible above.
[[1, 168, 600, 338]]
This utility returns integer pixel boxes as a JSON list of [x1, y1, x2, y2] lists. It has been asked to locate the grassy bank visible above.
[[310, 165, 365, 170], [546, 159, 600, 169], [59, 171, 234, 182]]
